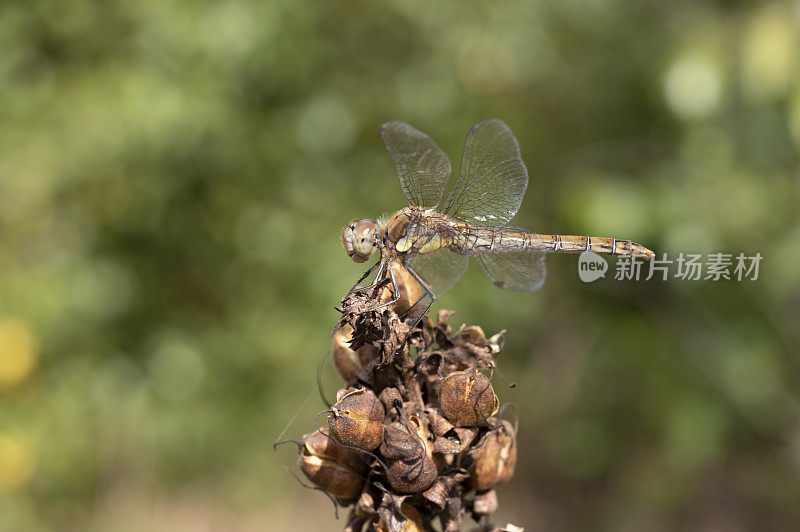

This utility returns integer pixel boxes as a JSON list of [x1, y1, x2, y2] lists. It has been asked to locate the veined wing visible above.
[[381, 121, 452, 208], [403, 220, 546, 295], [448, 223, 547, 292], [475, 252, 546, 292], [438, 119, 528, 226], [404, 247, 468, 301]]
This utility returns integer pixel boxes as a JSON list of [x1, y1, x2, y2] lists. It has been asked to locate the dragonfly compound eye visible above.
[[342, 219, 376, 262]]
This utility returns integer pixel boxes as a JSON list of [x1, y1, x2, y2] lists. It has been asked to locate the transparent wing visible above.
[[438, 119, 528, 226], [404, 248, 469, 301], [381, 121, 452, 208], [475, 251, 547, 292]]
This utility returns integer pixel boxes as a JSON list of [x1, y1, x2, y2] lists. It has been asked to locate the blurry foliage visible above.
[[1, 0, 800, 530]]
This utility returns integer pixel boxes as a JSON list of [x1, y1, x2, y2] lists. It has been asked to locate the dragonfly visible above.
[[341, 119, 654, 319]]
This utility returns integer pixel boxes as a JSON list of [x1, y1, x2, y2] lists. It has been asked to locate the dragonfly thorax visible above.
[[342, 219, 378, 263]]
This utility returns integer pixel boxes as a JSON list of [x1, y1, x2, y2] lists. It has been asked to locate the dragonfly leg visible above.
[[383, 265, 436, 361], [345, 260, 382, 297], [398, 265, 435, 330], [363, 261, 400, 312], [372, 260, 387, 286]]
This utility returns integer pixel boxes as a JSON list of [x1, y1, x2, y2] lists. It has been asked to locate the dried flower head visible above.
[[294, 286, 523, 530]]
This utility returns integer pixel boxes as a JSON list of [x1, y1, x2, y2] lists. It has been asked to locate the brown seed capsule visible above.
[[387, 452, 438, 494], [328, 388, 385, 451], [354, 490, 376, 520], [472, 488, 498, 516], [467, 420, 517, 491], [298, 428, 367, 499], [378, 502, 426, 532], [438, 370, 499, 427], [378, 387, 404, 413], [380, 418, 428, 461], [381, 416, 438, 494], [332, 325, 379, 382]]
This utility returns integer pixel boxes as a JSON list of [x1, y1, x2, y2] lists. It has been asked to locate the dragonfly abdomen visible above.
[[457, 227, 653, 259], [527, 233, 654, 259]]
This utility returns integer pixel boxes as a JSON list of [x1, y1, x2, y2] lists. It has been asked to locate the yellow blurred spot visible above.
[[457, 34, 516, 95], [0, 320, 39, 389], [0, 434, 36, 492], [663, 52, 722, 120], [741, 5, 799, 103]]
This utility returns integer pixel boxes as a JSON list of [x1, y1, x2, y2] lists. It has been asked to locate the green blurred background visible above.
[[2, 0, 800, 530]]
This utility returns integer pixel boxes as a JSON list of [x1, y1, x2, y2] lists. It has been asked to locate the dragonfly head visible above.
[[342, 219, 377, 263]]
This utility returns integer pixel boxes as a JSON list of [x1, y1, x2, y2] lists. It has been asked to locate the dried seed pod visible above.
[[467, 420, 517, 491], [379, 416, 430, 461], [378, 502, 426, 532], [381, 417, 438, 494], [354, 489, 377, 520], [457, 324, 489, 344], [471, 488, 498, 516], [439, 370, 499, 427], [328, 388, 385, 451], [387, 453, 438, 494], [379, 387, 404, 413], [298, 428, 367, 499], [332, 325, 379, 382], [433, 436, 462, 456]]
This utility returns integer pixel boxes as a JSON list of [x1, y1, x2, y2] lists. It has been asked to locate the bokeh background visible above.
[[2, 0, 800, 530]]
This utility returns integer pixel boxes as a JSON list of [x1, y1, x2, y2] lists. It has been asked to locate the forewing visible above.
[[475, 251, 547, 292], [381, 121, 452, 208], [438, 119, 528, 225], [405, 248, 469, 301]]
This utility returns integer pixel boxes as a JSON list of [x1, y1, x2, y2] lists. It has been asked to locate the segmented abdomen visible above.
[[451, 225, 654, 259]]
